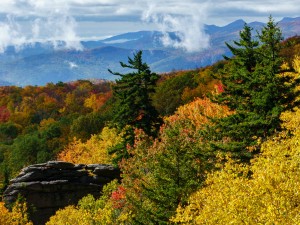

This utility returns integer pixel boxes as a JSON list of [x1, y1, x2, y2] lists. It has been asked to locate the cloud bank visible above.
[[0, 0, 83, 53], [142, 2, 210, 52], [0, 16, 26, 53], [0, 0, 299, 53]]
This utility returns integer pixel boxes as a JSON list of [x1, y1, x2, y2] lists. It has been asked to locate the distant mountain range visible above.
[[0, 17, 300, 86]]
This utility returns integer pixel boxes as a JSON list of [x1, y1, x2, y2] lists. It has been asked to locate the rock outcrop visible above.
[[3, 161, 120, 225]]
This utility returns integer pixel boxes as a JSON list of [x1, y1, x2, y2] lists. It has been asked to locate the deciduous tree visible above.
[[171, 106, 300, 225]]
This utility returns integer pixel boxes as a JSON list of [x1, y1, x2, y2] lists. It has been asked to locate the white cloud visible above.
[[39, 15, 83, 50], [66, 61, 79, 69], [0, 0, 83, 53], [0, 0, 299, 53], [142, 2, 210, 52], [1, 0, 300, 19], [0, 16, 26, 53]]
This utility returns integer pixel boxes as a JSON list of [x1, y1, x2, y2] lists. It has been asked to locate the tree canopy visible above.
[[210, 17, 300, 160]]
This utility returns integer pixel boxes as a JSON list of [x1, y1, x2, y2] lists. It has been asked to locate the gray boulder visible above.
[[3, 161, 120, 225]]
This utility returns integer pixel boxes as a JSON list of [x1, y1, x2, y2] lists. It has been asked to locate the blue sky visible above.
[[0, 0, 299, 52]]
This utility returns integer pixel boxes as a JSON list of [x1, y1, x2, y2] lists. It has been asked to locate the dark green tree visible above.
[[120, 121, 206, 225], [210, 17, 300, 160], [152, 71, 197, 116], [108, 51, 162, 163], [70, 112, 107, 141]]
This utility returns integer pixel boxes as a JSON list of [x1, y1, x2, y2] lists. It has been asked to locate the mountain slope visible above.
[[0, 17, 299, 86]]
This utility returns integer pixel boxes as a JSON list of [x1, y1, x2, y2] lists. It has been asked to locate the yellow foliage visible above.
[[58, 128, 118, 164], [46, 180, 131, 225], [39, 118, 56, 130], [58, 127, 122, 164], [46, 201, 129, 225], [172, 107, 300, 225], [293, 55, 300, 74], [281, 57, 300, 96], [0, 201, 33, 225], [84, 92, 112, 112], [280, 107, 300, 135], [46, 205, 94, 225], [0, 202, 11, 225], [84, 93, 97, 111], [167, 97, 232, 129]]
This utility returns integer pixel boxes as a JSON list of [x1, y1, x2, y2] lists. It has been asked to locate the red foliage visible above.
[[215, 83, 224, 93], [111, 186, 126, 209], [0, 106, 10, 122]]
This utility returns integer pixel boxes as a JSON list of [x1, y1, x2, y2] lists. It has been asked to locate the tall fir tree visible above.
[[108, 51, 162, 163], [210, 17, 300, 160]]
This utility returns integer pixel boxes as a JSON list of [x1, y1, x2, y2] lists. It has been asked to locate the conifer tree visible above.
[[210, 17, 300, 160], [108, 51, 162, 163]]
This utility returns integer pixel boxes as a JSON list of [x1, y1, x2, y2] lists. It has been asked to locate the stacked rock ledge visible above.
[[3, 161, 120, 225]]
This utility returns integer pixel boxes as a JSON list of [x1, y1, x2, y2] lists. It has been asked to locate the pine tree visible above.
[[210, 17, 300, 160], [120, 122, 206, 225], [108, 51, 162, 163]]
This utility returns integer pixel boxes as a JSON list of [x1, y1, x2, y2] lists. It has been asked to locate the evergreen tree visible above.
[[120, 122, 206, 225], [210, 17, 300, 160], [108, 51, 162, 163]]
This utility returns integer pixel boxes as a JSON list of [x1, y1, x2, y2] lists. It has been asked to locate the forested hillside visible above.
[[1, 18, 300, 224]]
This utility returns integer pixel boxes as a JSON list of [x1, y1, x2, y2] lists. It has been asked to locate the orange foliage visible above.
[[118, 98, 231, 223], [181, 65, 222, 102], [84, 91, 112, 112], [167, 97, 232, 129], [111, 186, 126, 209]]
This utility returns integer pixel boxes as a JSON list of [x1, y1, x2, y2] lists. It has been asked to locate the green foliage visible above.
[[70, 112, 107, 141], [0, 158, 10, 194], [134, 124, 204, 224], [46, 180, 127, 225], [210, 17, 300, 160], [152, 71, 197, 115], [8, 132, 49, 175], [0, 80, 113, 187], [2, 16, 300, 225], [109, 50, 162, 163], [0, 122, 20, 144], [108, 125, 135, 165], [172, 107, 300, 225], [119, 98, 230, 224], [110, 51, 161, 135], [153, 68, 218, 116]]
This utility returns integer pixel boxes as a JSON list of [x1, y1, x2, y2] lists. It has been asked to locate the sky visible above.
[[0, 0, 300, 52]]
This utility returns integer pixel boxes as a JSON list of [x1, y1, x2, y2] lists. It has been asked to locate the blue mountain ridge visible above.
[[0, 17, 299, 86]]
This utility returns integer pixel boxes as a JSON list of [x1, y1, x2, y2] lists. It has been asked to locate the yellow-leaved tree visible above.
[[58, 127, 122, 164], [0, 201, 33, 225], [46, 180, 129, 225], [171, 104, 300, 224]]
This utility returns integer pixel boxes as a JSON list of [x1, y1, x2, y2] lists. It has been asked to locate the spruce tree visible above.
[[210, 17, 300, 160], [108, 51, 162, 163]]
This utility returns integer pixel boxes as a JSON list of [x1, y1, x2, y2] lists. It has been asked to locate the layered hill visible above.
[[0, 17, 299, 86]]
